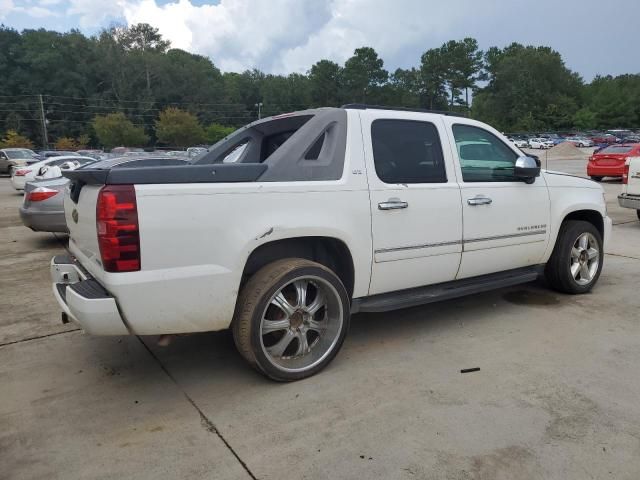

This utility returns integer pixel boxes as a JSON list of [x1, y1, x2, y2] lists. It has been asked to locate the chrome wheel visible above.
[[570, 232, 599, 285], [260, 275, 344, 373]]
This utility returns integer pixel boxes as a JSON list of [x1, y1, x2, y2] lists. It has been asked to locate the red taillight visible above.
[[26, 187, 59, 202], [96, 185, 140, 272], [623, 161, 630, 184], [14, 169, 31, 176]]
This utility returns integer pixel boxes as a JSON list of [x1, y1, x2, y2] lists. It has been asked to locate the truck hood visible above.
[[542, 170, 603, 190]]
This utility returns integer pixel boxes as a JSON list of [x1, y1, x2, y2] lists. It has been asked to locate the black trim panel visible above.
[[69, 279, 112, 299], [352, 266, 542, 313], [64, 163, 268, 186]]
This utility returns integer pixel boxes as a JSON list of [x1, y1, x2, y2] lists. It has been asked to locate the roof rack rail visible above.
[[341, 103, 468, 117]]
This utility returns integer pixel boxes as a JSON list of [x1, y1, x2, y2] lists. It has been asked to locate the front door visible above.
[[448, 122, 551, 279], [361, 113, 463, 295]]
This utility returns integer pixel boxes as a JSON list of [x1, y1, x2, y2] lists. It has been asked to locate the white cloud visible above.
[[67, 0, 127, 29], [116, 0, 495, 73], [0, 0, 15, 20]]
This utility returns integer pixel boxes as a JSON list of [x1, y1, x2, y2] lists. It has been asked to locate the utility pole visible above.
[[38, 94, 48, 148], [255, 102, 263, 120]]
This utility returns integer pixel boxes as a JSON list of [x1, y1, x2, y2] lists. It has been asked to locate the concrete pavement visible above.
[[1, 157, 639, 479]]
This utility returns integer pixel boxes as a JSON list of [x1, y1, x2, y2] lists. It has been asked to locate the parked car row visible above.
[[506, 129, 640, 150]]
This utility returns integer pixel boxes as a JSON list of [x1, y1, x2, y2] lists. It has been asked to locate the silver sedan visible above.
[[19, 155, 189, 233]]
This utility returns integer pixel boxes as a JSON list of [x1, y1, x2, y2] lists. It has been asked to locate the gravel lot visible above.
[[2, 156, 640, 480]]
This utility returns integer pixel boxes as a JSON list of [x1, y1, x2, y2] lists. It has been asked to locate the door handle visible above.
[[378, 199, 408, 210], [467, 196, 492, 206]]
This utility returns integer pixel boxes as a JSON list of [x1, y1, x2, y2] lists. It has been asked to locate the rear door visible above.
[[361, 111, 463, 295]]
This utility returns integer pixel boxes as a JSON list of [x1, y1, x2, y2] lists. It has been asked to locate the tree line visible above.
[[0, 23, 638, 149]]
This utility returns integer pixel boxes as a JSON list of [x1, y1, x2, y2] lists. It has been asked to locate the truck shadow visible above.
[[130, 280, 566, 387]]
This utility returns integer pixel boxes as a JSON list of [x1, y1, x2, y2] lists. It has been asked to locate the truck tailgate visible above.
[[627, 157, 640, 195], [64, 184, 104, 276]]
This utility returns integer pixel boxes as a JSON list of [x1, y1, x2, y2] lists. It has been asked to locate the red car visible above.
[[587, 144, 640, 181]]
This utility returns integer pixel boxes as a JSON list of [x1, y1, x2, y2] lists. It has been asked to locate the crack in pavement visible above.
[[0, 328, 81, 348], [605, 252, 640, 261], [136, 336, 258, 480]]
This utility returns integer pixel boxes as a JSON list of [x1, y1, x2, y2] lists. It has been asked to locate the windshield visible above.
[[5, 150, 33, 159]]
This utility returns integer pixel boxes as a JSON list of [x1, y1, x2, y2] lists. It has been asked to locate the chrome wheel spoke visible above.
[[267, 329, 296, 357], [571, 262, 581, 279], [579, 234, 588, 250], [306, 290, 326, 315], [580, 263, 591, 281], [571, 247, 581, 260], [307, 318, 327, 333], [294, 280, 308, 308], [272, 292, 296, 317], [295, 331, 311, 356], [587, 248, 598, 260], [262, 318, 290, 334]]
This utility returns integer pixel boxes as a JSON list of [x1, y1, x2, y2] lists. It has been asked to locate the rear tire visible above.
[[590, 176, 603, 182], [545, 220, 603, 294], [233, 258, 350, 381], [637, 210, 640, 221]]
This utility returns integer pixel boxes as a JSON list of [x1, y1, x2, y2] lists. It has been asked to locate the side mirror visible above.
[[514, 156, 541, 184]]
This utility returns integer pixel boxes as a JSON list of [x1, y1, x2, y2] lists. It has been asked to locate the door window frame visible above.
[[451, 123, 522, 184]]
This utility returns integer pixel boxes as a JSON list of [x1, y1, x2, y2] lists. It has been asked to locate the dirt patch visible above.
[[546, 142, 587, 160]]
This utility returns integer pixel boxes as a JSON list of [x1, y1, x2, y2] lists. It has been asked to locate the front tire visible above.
[[545, 220, 603, 294], [233, 258, 350, 381], [637, 210, 640, 221]]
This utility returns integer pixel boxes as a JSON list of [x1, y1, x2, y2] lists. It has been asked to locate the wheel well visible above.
[[563, 210, 604, 238], [242, 237, 355, 298]]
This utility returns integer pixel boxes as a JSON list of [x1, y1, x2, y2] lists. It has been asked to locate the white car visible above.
[[10, 156, 94, 190], [51, 105, 612, 381], [565, 137, 594, 148], [508, 138, 529, 148], [528, 138, 554, 149], [618, 156, 640, 220]]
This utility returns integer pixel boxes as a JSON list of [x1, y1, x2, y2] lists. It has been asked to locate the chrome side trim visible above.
[[464, 229, 547, 244], [375, 239, 462, 254], [374, 230, 547, 254]]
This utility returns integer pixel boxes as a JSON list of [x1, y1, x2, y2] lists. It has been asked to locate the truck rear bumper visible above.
[[618, 194, 640, 210], [51, 255, 129, 335]]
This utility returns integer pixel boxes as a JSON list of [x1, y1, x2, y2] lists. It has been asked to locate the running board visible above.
[[352, 266, 543, 314]]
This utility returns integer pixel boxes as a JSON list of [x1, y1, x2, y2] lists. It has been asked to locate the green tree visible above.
[[155, 107, 205, 147], [205, 123, 236, 144], [472, 43, 583, 131], [439, 38, 484, 109], [343, 47, 388, 103], [419, 47, 449, 110], [0, 130, 34, 148], [93, 112, 149, 149], [308, 60, 343, 106]]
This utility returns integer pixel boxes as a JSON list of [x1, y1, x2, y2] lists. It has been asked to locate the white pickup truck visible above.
[[618, 156, 640, 220], [51, 105, 612, 381]]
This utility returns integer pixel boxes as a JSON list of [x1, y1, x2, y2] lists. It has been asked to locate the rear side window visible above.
[[371, 119, 447, 184]]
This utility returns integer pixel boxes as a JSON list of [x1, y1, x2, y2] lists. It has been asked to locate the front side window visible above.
[[452, 124, 519, 182], [371, 119, 447, 184]]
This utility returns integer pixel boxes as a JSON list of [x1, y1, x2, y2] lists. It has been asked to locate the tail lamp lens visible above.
[[96, 185, 140, 272], [26, 187, 59, 202], [14, 169, 31, 176]]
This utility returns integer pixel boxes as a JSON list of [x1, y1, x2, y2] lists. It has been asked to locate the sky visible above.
[[1, 0, 639, 80]]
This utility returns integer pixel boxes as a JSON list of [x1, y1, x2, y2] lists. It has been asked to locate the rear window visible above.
[[599, 146, 634, 154]]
